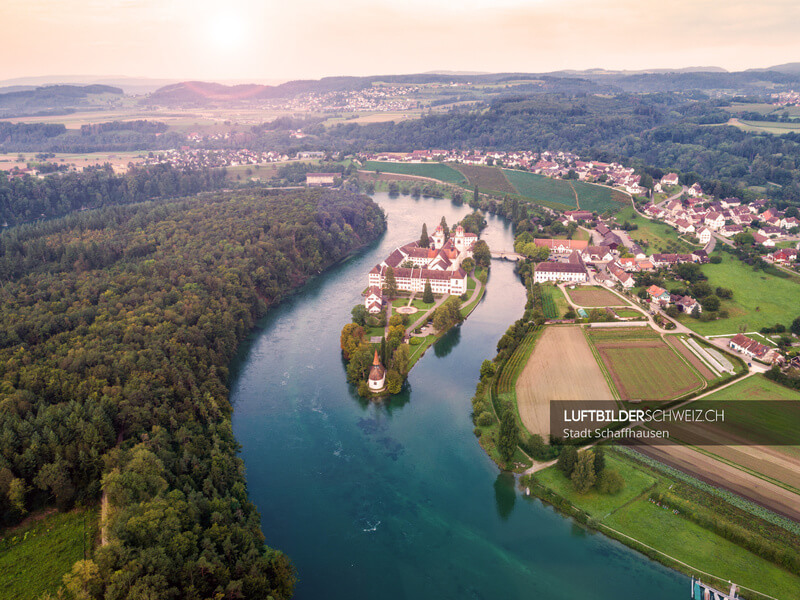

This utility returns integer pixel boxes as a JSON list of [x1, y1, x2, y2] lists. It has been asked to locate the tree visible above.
[[473, 240, 491, 269], [701, 295, 720, 312], [461, 257, 475, 272], [386, 369, 403, 394], [351, 304, 368, 326], [440, 216, 449, 239], [593, 446, 606, 475], [419, 223, 429, 248], [63, 560, 102, 600], [384, 266, 398, 298], [597, 469, 625, 495], [792, 316, 800, 336], [471, 185, 480, 208], [480, 359, 497, 380], [571, 450, 596, 494], [392, 344, 410, 376], [498, 410, 519, 463], [422, 278, 434, 304], [556, 445, 578, 475]]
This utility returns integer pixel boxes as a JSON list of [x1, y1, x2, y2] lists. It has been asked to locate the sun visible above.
[[208, 13, 245, 51]]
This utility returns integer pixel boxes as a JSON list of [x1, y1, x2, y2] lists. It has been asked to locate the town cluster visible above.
[[144, 148, 289, 170], [365, 224, 478, 312], [269, 85, 421, 113], [643, 183, 800, 249]]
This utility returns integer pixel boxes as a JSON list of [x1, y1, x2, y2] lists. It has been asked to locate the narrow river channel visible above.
[[230, 192, 685, 599]]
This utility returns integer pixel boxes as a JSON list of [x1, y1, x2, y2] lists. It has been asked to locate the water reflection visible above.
[[493, 471, 517, 521]]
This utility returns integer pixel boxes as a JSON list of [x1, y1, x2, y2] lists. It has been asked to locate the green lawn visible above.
[[615, 206, 694, 253], [533, 450, 800, 599], [606, 499, 800, 600], [678, 253, 800, 335], [411, 299, 435, 311], [363, 161, 467, 185], [534, 454, 656, 518], [0, 508, 98, 600], [614, 308, 645, 319]]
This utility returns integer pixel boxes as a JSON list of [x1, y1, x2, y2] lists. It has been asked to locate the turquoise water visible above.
[[230, 192, 685, 599]]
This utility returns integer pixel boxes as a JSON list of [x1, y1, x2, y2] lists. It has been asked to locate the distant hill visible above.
[[753, 62, 800, 75], [0, 84, 124, 118]]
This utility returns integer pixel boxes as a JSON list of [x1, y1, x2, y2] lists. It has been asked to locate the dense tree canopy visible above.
[[0, 188, 385, 599]]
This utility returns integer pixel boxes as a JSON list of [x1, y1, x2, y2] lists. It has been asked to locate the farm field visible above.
[[678, 253, 800, 335], [531, 448, 800, 599], [497, 329, 541, 394], [586, 328, 705, 401], [515, 326, 614, 436], [570, 179, 630, 213], [362, 161, 467, 185], [615, 206, 694, 253], [664, 335, 715, 379], [452, 164, 517, 194], [565, 285, 625, 307], [728, 118, 800, 134], [502, 169, 577, 209], [0, 507, 98, 600]]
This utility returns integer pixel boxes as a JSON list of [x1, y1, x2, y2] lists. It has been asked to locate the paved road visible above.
[[655, 186, 686, 208]]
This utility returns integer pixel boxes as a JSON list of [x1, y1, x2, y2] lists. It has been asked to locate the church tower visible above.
[[368, 350, 386, 392]]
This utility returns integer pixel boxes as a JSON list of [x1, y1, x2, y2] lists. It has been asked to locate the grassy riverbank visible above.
[[522, 449, 800, 600]]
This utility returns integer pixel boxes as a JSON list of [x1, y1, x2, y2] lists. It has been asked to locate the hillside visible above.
[[0, 84, 124, 117]]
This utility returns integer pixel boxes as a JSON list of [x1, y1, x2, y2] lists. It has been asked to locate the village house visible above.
[[688, 183, 704, 197], [767, 248, 799, 264], [729, 334, 780, 363], [671, 294, 702, 314], [534, 238, 590, 254], [607, 262, 635, 288], [753, 233, 776, 248], [533, 252, 588, 283], [697, 227, 712, 245], [660, 173, 680, 187], [364, 286, 384, 314], [647, 285, 671, 303], [565, 210, 593, 222], [581, 246, 614, 263], [704, 212, 725, 231]]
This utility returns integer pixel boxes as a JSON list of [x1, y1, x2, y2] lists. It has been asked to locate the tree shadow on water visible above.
[[493, 471, 517, 521]]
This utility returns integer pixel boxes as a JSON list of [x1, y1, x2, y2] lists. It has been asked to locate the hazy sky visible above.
[[2, 0, 800, 82]]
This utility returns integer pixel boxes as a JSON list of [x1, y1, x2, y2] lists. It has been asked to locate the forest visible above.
[[0, 163, 226, 227], [0, 188, 386, 599]]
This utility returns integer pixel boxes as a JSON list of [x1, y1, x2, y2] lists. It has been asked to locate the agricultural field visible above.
[[728, 118, 800, 135], [613, 307, 646, 319], [452, 164, 517, 194], [678, 253, 800, 335], [0, 507, 98, 600], [362, 161, 467, 185], [531, 448, 800, 599], [565, 285, 624, 307], [586, 328, 705, 401], [516, 326, 614, 436], [502, 169, 577, 209], [571, 179, 630, 213], [664, 336, 715, 379], [615, 206, 695, 253], [531, 284, 565, 319], [497, 329, 541, 394]]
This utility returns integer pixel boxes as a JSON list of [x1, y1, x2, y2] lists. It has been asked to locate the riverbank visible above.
[[521, 448, 800, 600]]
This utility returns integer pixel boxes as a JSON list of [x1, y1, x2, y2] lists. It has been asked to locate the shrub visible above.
[[597, 469, 625, 495], [477, 412, 495, 427]]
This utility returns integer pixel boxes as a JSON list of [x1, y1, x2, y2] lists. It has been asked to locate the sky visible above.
[[2, 0, 800, 82]]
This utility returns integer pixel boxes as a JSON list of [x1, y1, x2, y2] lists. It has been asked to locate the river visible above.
[[230, 192, 685, 599]]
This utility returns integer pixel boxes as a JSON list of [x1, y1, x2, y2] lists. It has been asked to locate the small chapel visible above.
[[368, 351, 386, 392]]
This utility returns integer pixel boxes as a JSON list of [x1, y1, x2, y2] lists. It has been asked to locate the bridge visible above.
[[490, 250, 525, 262]]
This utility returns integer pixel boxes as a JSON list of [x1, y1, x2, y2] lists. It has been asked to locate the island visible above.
[[341, 215, 491, 397]]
